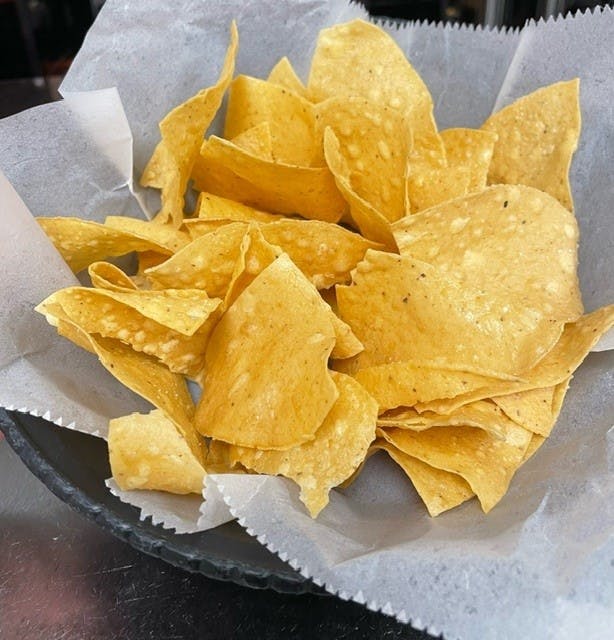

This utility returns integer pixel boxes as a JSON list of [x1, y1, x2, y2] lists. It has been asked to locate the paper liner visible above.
[[106, 477, 233, 534]]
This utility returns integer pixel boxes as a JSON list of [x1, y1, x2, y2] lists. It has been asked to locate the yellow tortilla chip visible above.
[[38, 217, 175, 273], [196, 192, 280, 223], [109, 409, 205, 494], [315, 96, 411, 221], [195, 254, 338, 449], [375, 440, 474, 516], [136, 251, 169, 276], [140, 23, 238, 225], [223, 225, 282, 308], [336, 249, 563, 376], [377, 401, 518, 440], [37, 303, 195, 434], [522, 434, 546, 463], [323, 128, 396, 249], [37, 287, 221, 378], [261, 219, 381, 289], [192, 134, 346, 222], [88, 262, 137, 292], [267, 56, 308, 97], [419, 305, 614, 414], [379, 422, 532, 513], [231, 121, 274, 160], [224, 75, 317, 166], [308, 19, 442, 164], [392, 185, 583, 324], [145, 222, 247, 297], [440, 128, 497, 192], [481, 79, 580, 210], [405, 163, 472, 212], [353, 361, 508, 413], [492, 387, 556, 436], [152, 219, 379, 293], [104, 216, 190, 253], [218, 371, 377, 517]]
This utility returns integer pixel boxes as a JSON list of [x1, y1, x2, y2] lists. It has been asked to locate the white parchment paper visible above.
[[0, 1, 612, 637]]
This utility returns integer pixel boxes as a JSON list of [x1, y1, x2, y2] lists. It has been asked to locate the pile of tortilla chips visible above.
[[36, 19, 613, 518]]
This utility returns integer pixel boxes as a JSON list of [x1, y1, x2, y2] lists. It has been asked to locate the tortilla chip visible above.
[[192, 134, 346, 222], [104, 216, 191, 253], [144, 222, 247, 296], [219, 371, 377, 517], [36, 302, 196, 434], [323, 128, 396, 249], [109, 409, 205, 494], [195, 254, 338, 449], [37, 287, 221, 377], [353, 361, 508, 413], [224, 75, 317, 166], [262, 219, 381, 288], [440, 128, 497, 192], [140, 23, 238, 225], [231, 121, 274, 160], [196, 192, 280, 223], [392, 185, 583, 324], [37, 217, 175, 273], [405, 163, 472, 212], [377, 401, 518, 440], [481, 79, 580, 210], [419, 305, 614, 414], [154, 218, 379, 293], [375, 440, 474, 516], [379, 422, 532, 512], [89, 262, 137, 292], [492, 387, 556, 436], [223, 225, 282, 308], [308, 19, 442, 163], [336, 249, 563, 376], [268, 56, 308, 97], [315, 96, 411, 221]]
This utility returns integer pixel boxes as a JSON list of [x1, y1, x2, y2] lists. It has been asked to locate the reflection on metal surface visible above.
[[0, 441, 429, 639]]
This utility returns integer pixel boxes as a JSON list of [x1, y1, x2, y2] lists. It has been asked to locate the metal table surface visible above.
[[0, 78, 431, 640], [0, 437, 430, 640]]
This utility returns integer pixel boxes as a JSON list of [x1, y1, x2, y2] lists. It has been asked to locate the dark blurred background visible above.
[[0, 0, 612, 117]]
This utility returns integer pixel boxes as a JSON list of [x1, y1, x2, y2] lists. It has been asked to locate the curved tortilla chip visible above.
[[315, 97, 411, 221], [337, 249, 564, 376], [195, 254, 338, 449], [109, 409, 205, 494], [225, 75, 317, 166], [38, 217, 175, 273], [481, 79, 580, 210], [218, 371, 377, 517], [89, 262, 137, 292], [308, 19, 442, 163], [140, 23, 238, 225], [392, 185, 583, 324], [379, 423, 532, 513], [323, 128, 396, 249], [37, 288, 220, 378], [192, 135, 346, 222], [377, 401, 517, 440], [375, 440, 474, 516]]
